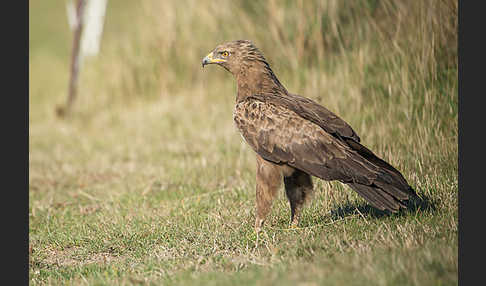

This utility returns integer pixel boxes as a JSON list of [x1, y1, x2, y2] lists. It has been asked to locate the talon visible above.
[[255, 218, 264, 232]]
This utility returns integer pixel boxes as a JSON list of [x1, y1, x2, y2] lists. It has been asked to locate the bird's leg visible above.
[[284, 170, 314, 227], [254, 155, 282, 233]]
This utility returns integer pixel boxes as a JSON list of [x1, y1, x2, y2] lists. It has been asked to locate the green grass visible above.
[[29, 0, 457, 285]]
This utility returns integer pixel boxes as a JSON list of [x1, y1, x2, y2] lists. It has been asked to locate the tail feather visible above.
[[373, 180, 411, 201], [348, 182, 407, 212], [341, 138, 417, 211], [348, 183, 388, 211], [344, 138, 413, 191]]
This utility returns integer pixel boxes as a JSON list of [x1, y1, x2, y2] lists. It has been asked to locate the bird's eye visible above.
[[221, 51, 229, 57]]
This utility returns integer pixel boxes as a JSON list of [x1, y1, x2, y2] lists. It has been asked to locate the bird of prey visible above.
[[202, 40, 416, 231]]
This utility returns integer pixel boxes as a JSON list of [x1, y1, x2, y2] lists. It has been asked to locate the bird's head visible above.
[[202, 40, 267, 75]]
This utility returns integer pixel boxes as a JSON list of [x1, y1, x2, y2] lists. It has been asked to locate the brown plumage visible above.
[[202, 40, 416, 230]]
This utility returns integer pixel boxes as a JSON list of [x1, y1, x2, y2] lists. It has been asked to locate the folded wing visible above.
[[234, 96, 415, 212]]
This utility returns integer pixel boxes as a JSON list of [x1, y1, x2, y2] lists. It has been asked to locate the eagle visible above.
[[202, 40, 416, 231]]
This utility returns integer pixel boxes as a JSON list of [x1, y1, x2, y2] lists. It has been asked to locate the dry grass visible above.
[[29, 0, 457, 284]]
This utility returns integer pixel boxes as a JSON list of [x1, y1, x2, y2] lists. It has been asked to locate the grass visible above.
[[29, 0, 457, 285]]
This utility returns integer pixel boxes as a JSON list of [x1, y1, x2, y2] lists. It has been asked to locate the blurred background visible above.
[[30, 0, 458, 189], [30, 0, 457, 121]]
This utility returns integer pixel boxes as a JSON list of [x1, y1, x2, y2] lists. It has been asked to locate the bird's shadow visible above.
[[302, 190, 437, 226]]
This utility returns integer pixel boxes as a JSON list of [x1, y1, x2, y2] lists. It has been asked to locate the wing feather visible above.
[[234, 98, 378, 183], [248, 93, 361, 143], [234, 97, 415, 212]]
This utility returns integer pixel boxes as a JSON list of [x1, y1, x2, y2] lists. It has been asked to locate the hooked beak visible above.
[[202, 52, 226, 68]]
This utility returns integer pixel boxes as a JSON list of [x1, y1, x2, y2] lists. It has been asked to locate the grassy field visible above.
[[29, 0, 457, 285]]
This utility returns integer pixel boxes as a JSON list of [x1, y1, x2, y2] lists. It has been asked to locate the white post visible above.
[[58, 0, 108, 117]]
